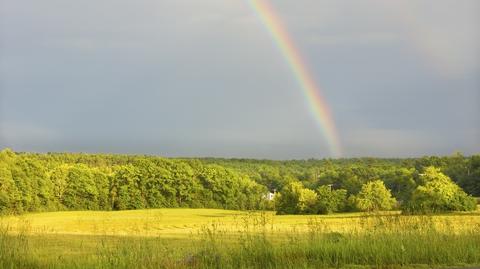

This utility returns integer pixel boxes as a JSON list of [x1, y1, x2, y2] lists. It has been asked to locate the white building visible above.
[[266, 192, 275, 201]]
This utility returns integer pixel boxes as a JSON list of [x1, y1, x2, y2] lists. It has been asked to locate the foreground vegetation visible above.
[[1, 208, 480, 268], [1, 150, 478, 267]]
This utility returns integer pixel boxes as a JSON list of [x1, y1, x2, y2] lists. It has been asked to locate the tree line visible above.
[[275, 167, 476, 214], [0, 148, 478, 214], [0, 149, 266, 213]]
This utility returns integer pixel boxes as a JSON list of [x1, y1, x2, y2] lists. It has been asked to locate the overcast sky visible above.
[[0, 0, 479, 159]]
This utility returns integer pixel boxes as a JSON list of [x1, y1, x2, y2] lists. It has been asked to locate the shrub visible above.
[[403, 167, 477, 214], [353, 180, 397, 211]]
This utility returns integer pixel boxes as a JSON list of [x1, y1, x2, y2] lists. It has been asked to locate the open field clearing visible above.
[[1, 208, 480, 268], [1, 208, 480, 237]]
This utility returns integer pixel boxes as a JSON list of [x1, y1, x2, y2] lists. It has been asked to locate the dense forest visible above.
[[0, 148, 478, 214]]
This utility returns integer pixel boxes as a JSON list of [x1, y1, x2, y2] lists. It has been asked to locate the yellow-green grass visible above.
[[1, 209, 480, 268], [1, 208, 479, 237]]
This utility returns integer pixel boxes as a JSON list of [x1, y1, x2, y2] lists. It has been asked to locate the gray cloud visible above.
[[0, 0, 478, 158]]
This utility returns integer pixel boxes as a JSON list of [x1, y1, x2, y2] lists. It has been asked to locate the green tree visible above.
[[169, 162, 197, 207], [404, 167, 476, 213], [276, 182, 317, 214], [275, 182, 304, 214], [91, 169, 111, 210], [0, 149, 22, 213], [316, 185, 347, 214], [353, 180, 397, 211], [48, 164, 71, 209], [0, 164, 22, 213], [111, 165, 145, 210], [382, 168, 416, 202], [62, 165, 99, 210], [297, 188, 318, 214]]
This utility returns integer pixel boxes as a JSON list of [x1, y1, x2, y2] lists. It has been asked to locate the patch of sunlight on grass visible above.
[[1, 208, 479, 238]]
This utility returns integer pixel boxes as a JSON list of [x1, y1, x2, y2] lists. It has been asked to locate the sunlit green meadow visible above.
[[3, 208, 480, 236], [1, 208, 480, 268]]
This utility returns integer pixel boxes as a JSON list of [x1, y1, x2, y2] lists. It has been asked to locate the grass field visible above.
[[1, 208, 480, 268]]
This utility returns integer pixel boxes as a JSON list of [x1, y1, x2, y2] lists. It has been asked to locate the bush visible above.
[[353, 180, 397, 211], [403, 167, 477, 214]]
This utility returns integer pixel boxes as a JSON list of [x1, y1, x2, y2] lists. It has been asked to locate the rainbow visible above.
[[249, 0, 342, 157]]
